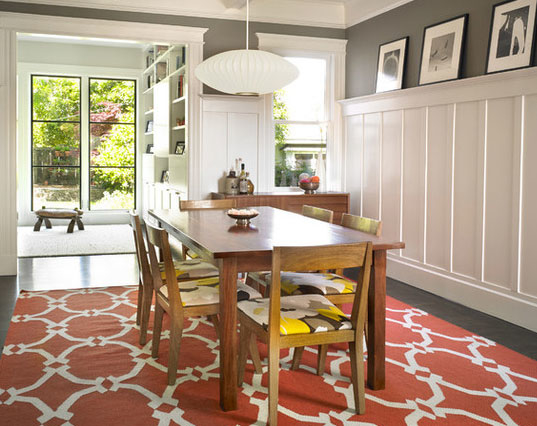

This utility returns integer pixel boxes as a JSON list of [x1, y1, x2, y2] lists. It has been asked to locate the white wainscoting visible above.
[[340, 68, 537, 332], [199, 94, 266, 199]]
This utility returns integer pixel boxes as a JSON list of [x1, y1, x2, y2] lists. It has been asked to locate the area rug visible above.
[[18, 225, 136, 257], [0, 287, 536, 425]]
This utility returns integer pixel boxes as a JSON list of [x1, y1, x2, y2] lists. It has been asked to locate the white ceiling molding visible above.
[[345, 0, 415, 28], [257, 32, 347, 53], [3, 0, 416, 29]]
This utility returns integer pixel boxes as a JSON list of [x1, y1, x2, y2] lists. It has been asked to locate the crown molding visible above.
[[345, 0, 415, 28], [257, 32, 347, 53]]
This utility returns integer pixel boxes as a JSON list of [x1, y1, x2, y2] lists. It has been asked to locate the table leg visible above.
[[367, 249, 386, 390], [219, 257, 238, 411], [33, 218, 43, 232]]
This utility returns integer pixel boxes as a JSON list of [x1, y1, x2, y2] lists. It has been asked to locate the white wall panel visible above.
[[362, 113, 381, 219], [227, 113, 259, 190], [452, 101, 485, 280], [341, 68, 537, 332], [201, 111, 228, 196], [425, 105, 453, 270], [519, 94, 537, 297], [401, 108, 426, 262], [344, 114, 363, 215], [483, 97, 519, 290], [381, 110, 402, 243]]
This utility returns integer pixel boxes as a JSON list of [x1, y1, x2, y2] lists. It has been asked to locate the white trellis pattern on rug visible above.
[[0, 286, 536, 425]]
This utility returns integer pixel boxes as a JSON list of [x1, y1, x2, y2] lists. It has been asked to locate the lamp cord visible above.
[[246, 0, 249, 50]]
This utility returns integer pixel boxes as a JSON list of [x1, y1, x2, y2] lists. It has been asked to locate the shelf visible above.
[[168, 65, 186, 79], [172, 125, 186, 130], [143, 86, 154, 95], [143, 45, 177, 74], [144, 109, 154, 115], [144, 132, 154, 136], [172, 96, 186, 104]]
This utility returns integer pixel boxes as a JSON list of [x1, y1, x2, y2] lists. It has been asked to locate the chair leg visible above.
[[290, 346, 304, 371], [167, 319, 183, 386], [349, 340, 366, 414], [33, 217, 43, 232], [76, 218, 84, 230], [136, 280, 143, 326], [268, 342, 280, 426], [209, 314, 220, 340], [316, 345, 328, 376], [67, 219, 75, 233], [139, 286, 153, 346], [249, 334, 263, 374], [44, 218, 52, 229], [151, 303, 164, 358], [238, 324, 250, 386]]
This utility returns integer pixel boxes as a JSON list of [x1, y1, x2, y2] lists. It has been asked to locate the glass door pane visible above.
[[89, 78, 136, 210], [32, 75, 81, 209]]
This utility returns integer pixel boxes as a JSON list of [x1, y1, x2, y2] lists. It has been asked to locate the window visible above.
[[274, 57, 327, 187], [31, 75, 81, 209], [31, 75, 136, 211]]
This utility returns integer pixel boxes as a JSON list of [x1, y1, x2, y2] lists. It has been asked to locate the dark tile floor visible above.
[[1, 255, 536, 360]]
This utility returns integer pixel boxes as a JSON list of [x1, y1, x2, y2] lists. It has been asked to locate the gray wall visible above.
[[345, 0, 537, 98]]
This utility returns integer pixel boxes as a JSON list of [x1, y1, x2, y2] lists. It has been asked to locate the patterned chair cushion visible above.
[[263, 272, 356, 296], [238, 294, 352, 336], [158, 259, 219, 280], [159, 277, 262, 306]]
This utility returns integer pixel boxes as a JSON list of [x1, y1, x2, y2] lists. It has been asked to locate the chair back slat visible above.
[[180, 199, 236, 210], [341, 213, 382, 237], [278, 244, 368, 272], [302, 205, 334, 223], [145, 221, 184, 313]]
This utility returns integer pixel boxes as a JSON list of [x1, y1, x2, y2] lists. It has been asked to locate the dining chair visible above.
[[130, 213, 221, 345], [247, 204, 335, 293], [145, 221, 263, 385], [179, 198, 237, 259], [238, 241, 373, 424]]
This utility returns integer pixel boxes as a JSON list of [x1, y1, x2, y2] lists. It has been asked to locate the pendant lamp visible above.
[[195, 0, 299, 95]]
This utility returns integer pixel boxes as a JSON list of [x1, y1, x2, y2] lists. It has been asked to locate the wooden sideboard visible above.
[[211, 192, 349, 223]]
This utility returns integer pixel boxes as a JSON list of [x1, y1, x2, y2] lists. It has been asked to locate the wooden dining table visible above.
[[149, 206, 404, 411]]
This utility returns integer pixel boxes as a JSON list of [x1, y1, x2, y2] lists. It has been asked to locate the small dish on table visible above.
[[227, 208, 259, 226]]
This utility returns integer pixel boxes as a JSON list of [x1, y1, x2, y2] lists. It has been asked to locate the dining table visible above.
[[149, 206, 405, 411]]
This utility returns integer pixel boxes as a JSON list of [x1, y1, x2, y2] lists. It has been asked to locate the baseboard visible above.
[[0, 254, 17, 276], [387, 257, 537, 333]]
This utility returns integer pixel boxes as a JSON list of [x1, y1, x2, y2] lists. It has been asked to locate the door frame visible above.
[[0, 11, 207, 275]]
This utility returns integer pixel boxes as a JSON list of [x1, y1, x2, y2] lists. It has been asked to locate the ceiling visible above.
[[5, 0, 415, 29]]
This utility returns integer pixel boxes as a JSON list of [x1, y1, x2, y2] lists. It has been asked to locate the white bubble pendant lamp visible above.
[[195, 0, 298, 95]]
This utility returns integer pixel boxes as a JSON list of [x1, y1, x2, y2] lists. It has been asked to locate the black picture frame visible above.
[[145, 120, 153, 133], [145, 143, 154, 154], [486, 0, 537, 74], [418, 14, 468, 86], [160, 170, 169, 183], [375, 36, 409, 93], [174, 141, 185, 155]]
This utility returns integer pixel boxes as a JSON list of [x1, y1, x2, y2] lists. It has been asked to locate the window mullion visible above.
[[80, 76, 90, 211]]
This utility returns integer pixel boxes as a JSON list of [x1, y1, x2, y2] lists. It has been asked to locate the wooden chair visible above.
[[301, 204, 334, 223], [238, 242, 373, 424], [145, 221, 263, 385], [179, 198, 237, 259], [130, 213, 222, 345], [247, 205, 335, 292]]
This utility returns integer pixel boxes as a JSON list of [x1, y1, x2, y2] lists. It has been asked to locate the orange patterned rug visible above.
[[1, 286, 536, 425]]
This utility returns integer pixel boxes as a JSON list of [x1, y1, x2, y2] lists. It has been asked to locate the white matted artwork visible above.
[[486, 0, 537, 73], [419, 15, 468, 85], [375, 37, 408, 93]]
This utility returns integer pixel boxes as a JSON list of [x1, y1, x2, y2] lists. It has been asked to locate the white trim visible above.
[[345, 0, 415, 28], [0, 12, 208, 43], [1, 0, 347, 29], [257, 33, 347, 53]]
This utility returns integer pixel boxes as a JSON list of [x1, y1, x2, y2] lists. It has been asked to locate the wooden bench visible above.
[[34, 208, 84, 233]]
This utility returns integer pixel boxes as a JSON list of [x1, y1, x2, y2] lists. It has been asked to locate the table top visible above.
[[150, 207, 404, 259]]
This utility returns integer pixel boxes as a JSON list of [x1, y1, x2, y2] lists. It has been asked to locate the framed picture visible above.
[[174, 141, 185, 155], [145, 143, 154, 154], [486, 0, 537, 74], [375, 37, 409, 93], [419, 14, 468, 85], [160, 170, 169, 184], [145, 120, 153, 134]]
